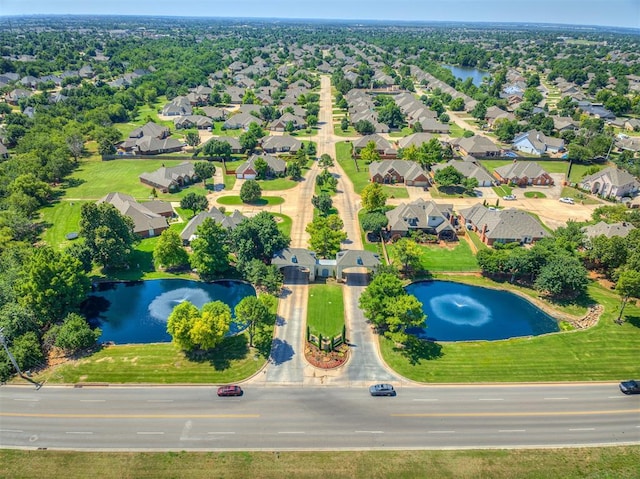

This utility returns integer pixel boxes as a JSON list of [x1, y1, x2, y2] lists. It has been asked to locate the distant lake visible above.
[[444, 65, 489, 87]]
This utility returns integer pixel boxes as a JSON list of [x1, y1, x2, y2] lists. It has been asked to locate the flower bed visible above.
[[304, 343, 349, 369]]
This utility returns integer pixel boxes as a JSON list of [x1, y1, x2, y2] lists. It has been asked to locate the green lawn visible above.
[[2, 447, 639, 479], [387, 240, 479, 272], [567, 163, 593, 183], [560, 186, 602, 205], [493, 184, 513, 196], [211, 122, 243, 137], [382, 279, 640, 382], [36, 335, 266, 384], [388, 127, 413, 138], [479, 159, 514, 173], [307, 283, 345, 337], [333, 125, 357, 136], [216, 195, 285, 206], [272, 213, 292, 238], [524, 191, 547, 198], [257, 178, 298, 191], [335, 141, 408, 198], [466, 230, 488, 251], [447, 122, 468, 138], [40, 200, 88, 248]]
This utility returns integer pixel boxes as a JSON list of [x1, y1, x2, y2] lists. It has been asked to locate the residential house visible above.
[[174, 115, 213, 130], [97, 192, 170, 238], [451, 136, 501, 157], [130, 122, 170, 140], [201, 107, 227, 121], [6, 88, 32, 105], [459, 204, 550, 246], [369, 160, 430, 187], [385, 199, 456, 240], [493, 161, 554, 186], [415, 118, 450, 134], [139, 162, 197, 193], [624, 119, 640, 132], [577, 101, 615, 120], [261, 135, 302, 154], [118, 122, 183, 155], [269, 113, 306, 131], [180, 207, 246, 244], [551, 116, 579, 133], [511, 130, 565, 155], [582, 221, 636, 240], [397, 133, 434, 150], [431, 159, 495, 187], [236, 154, 286, 179], [162, 96, 192, 116], [485, 106, 516, 127], [579, 166, 640, 200], [353, 134, 395, 156], [222, 112, 261, 130]]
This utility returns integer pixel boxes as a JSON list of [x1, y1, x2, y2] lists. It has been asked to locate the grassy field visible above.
[[216, 195, 285, 206], [272, 213, 292, 239], [0, 446, 640, 479], [560, 186, 603, 205], [382, 279, 640, 382], [35, 335, 265, 384], [567, 162, 593, 183], [40, 200, 89, 248], [257, 178, 298, 190], [1, 447, 639, 479], [448, 122, 469, 138], [524, 191, 547, 198], [307, 283, 345, 337], [335, 141, 408, 198], [387, 240, 479, 272]]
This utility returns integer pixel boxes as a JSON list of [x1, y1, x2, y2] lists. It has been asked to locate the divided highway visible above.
[[1, 384, 638, 451]]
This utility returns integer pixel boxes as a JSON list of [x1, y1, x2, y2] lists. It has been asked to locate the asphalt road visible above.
[[1, 384, 638, 451]]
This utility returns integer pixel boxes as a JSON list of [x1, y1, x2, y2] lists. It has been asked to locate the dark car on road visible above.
[[217, 385, 243, 397], [619, 380, 640, 395], [369, 384, 395, 396]]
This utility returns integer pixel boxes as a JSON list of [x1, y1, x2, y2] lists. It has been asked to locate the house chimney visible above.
[[481, 223, 487, 242]]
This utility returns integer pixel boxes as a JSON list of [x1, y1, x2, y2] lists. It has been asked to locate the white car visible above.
[[559, 197, 575, 204], [503, 194, 516, 201]]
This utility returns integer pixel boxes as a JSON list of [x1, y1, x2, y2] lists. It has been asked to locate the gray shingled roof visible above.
[[386, 199, 454, 233], [180, 207, 246, 243], [582, 221, 636, 239], [97, 192, 168, 235], [494, 161, 549, 181]]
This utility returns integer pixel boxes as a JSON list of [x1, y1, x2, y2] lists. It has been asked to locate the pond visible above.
[[443, 65, 489, 87], [83, 279, 256, 344], [405, 281, 559, 341]]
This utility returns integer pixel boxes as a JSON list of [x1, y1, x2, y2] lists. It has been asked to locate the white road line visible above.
[[13, 398, 39, 402], [428, 430, 455, 434], [608, 396, 626, 399], [544, 397, 569, 400], [277, 431, 306, 434], [0, 429, 24, 433], [478, 398, 504, 401], [412, 398, 438, 402], [499, 429, 526, 433], [147, 399, 174, 403], [136, 432, 165, 435], [207, 432, 236, 435], [80, 399, 106, 402], [355, 431, 384, 434], [65, 431, 93, 435], [569, 428, 595, 431]]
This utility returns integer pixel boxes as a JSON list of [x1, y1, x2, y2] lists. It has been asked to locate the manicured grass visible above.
[[216, 195, 285, 206], [36, 334, 266, 384], [40, 200, 88, 248], [290, 128, 319, 137], [534, 160, 570, 174], [59, 156, 205, 201], [333, 125, 357, 136], [307, 283, 345, 337], [479, 159, 514, 173], [493, 184, 513, 196], [567, 163, 593, 183], [388, 240, 479, 272], [382, 279, 640, 382], [2, 447, 639, 479], [447, 122, 468, 138], [466, 230, 488, 251], [257, 178, 298, 190], [272, 213, 292, 238], [429, 185, 478, 199], [560, 186, 602, 205], [388, 127, 413, 137], [211, 122, 243, 137], [524, 191, 547, 198]]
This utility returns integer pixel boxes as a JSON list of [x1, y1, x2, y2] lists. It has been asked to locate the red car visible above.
[[217, 385, 243, 397]]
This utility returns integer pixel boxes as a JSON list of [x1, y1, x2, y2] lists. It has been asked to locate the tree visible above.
[[287, 161, 302, 180], [180, 192, 209, 215], [192, 301, 231, 350], [340, 116, 350, 132], [240, 179, 262, 203], [312, 192, 333, 216], [584, 235, 629, 275], [166, 301, 199, 351], [185, 131, 201, 148], [9, 331, 43, 373], [193, 161, 215, 187], [354, 119, 375, 135], [361, 182, 387, 212], [361, 212, 388, 237], [307, 114, 318, 127], [190, 218, 230, 278], [393, 238, 422, 273], [318, 153, 334, 168], [66, 133, 85, 162], [17, 247, 90, 323], [534, 254, 588, 298], [494, 118, 520, 142], [65, 242, 94, 273], [306, 214, 347, 258], [9, 173, 53, 216], [235, 295, 271, 347], [80, 202, 137, 269], [201, 139, 232, 160], [449, 97, 465, 111], [54, 313, 100, 354], [239, 259, 283, 295], [153, 229, 189, 270], [384, 294, 426, 344], [434, 165, 464, 187], [232, 211, 290, 264], [462, 176, 479, 193], [98, 138, 116, 157], [615, 270, 640, 323], [471, 102, 487, 121], [378, 102, 404, 129], [359, 141, 381, 164]]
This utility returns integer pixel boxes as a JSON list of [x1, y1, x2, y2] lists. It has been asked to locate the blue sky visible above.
[[1, 0, 638, 29]]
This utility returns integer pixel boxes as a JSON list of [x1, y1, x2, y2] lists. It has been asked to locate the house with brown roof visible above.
[[139, 162, 197, 193], [236, 154, 286, 179], [493, 161, 554, 186], [451, 136, 501, 157], [397, 133, 434, 150], [385, 199, 456, 240], [431, 159, 495, 187], [353, 134, 396, 157], [261, 135, 302, 154], [458, 204, 549, 246], [369, 160, 430, 187], [97, 192, 171, 238], [269, 113, 306, 131], [180, 207, 247, 244]]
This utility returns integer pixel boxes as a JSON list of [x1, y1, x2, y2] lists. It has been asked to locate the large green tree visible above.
[[153, 229, 189, 270], [306, 214, 347, 258], [534, 254, 588, 298], [393, 238, 422, 273], [240, 179, 262, 203], [190, 218, 230, 278], [180, 192, 209, 215], [193, 161, 215, 187], [361, 182, 387, 212], [615, 270, 640, 323], [434, 165, 464, 187], [232, 212, 290, 264], [53, 312, 101, 354], [235, 295, 271, 347]]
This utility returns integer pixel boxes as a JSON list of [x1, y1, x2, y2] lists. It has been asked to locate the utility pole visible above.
[[0, 327, 42, 389]]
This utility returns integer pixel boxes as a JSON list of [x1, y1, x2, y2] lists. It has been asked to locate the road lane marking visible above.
[[13, 398, 39, 402], [499, 429, 526, 433], [569, 428, 595, 431], [278, 431, 306, 434], [207, 432, 236, 435], [392, 408, 640, 418], [80, 400, 105, 403], [608, 396, 626, 399], [478, 398, 504, 401], [0, 429, 23, 433], [544, 397, 569, 400], [428, 430, 455, 434], [65, 431, 93, 435], [137, 432, 164, 435], [0, 413, 259, 419], [413, 399, 438, 402], [147, 399, 174, 403], [355, 431, 383, 434]]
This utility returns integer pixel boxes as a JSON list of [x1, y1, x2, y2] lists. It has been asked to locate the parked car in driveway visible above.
[[503, 194, 516, 201], [559, 197, 575, 204], [369, 384, 396, 396], [217, 385, 243, 397], [619, 380, 640, 395]]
